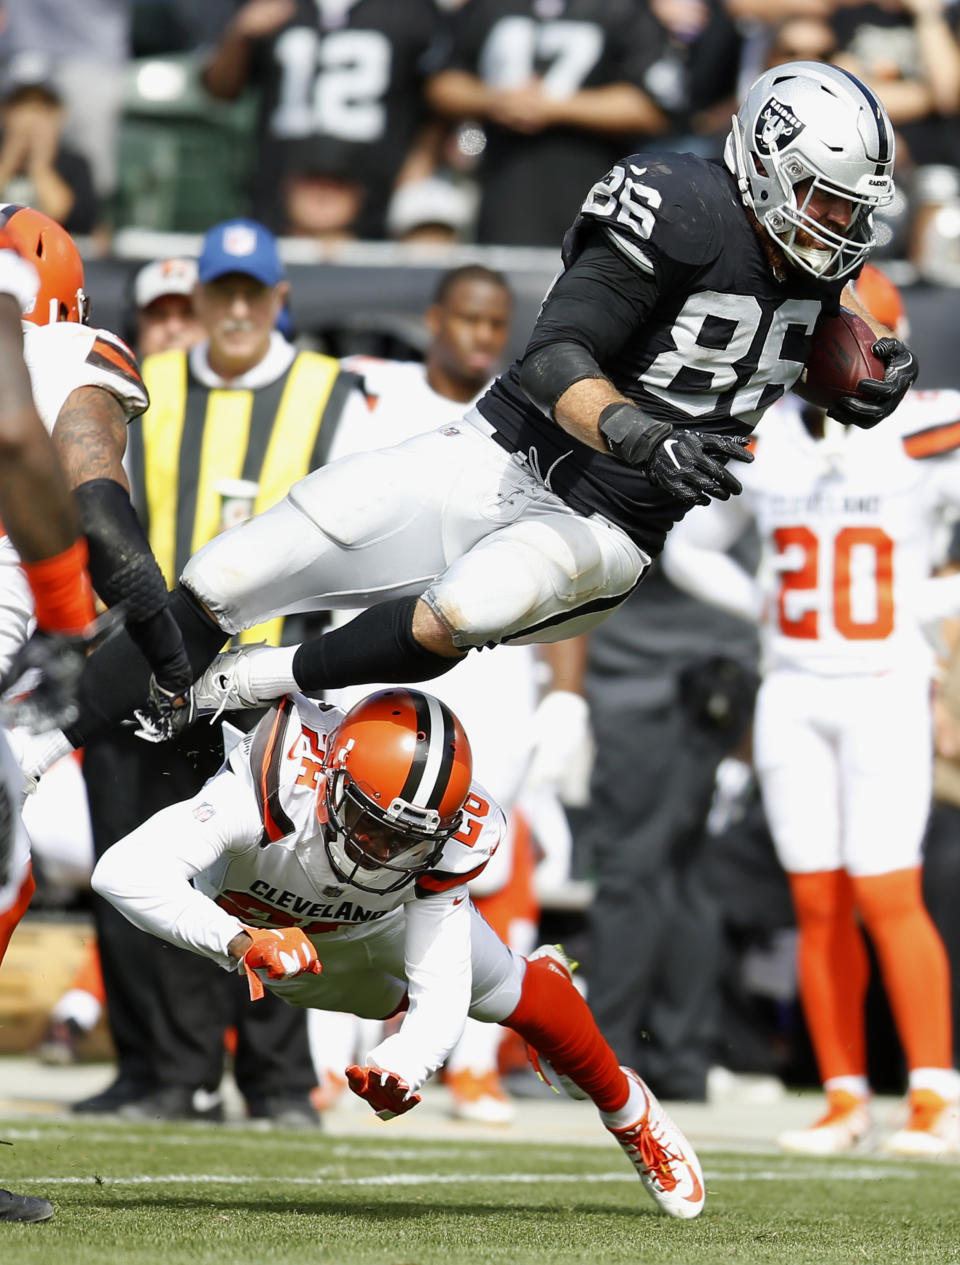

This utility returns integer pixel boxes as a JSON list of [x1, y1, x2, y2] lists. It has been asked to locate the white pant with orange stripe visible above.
[[754, 667, 933, 876]]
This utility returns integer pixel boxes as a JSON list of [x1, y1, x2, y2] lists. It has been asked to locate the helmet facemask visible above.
[[319, 768, 460, 895]]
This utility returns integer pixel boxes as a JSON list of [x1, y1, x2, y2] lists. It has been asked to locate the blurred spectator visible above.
[[0, 0, 132, 199], [131, 256, 203, 355], [385, 175, 476, 246], [830, 2, 960, 271], [576, 564, 759, 1103], [0, 55, 98, 233], [650, 0, 743, 150], [831, 1, 960, 170], [425, 0, 678, 246], [281, 137, 367, 243], [202, 0, 441, 239], [925, 524, 960, 1071]]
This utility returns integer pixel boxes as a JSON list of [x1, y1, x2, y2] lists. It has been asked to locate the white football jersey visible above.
[[196, 694, 505, 931], [22, 320, 148, 434], [95, 693, 504, 965], [329, 358, 483, 460], [92, 693, 509, 1091], [664, 392, 960, 676], [0, 321, 148, 673]]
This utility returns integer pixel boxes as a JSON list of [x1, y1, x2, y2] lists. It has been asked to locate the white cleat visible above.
[[446, 1069, 516, 1124], [193, 644, 273, 718], [607, 1068, 705, 1219], [883, 1090, 960, 1157], [778, 1090, 872, 1155], [524, 945, 589, 1100]]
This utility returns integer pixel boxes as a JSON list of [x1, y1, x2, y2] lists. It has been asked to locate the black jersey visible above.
[[438, 0, 675, 246], [246, 0, 439, 232], [479, 152, 847, 555]]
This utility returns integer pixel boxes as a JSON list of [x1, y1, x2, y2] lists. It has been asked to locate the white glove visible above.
[[523, 690, 594, 807], [0, 245, 40, 317]]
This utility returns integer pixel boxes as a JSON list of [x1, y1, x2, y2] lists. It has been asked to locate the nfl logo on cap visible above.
[[197, 217, 284, 287], [222, 224, 258, 257]]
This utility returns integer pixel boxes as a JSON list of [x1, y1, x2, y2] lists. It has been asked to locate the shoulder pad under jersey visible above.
[[241, 693, 343, 845], [564, 152, 727, 275], [415, 783, 506, 896], [25, 321, 147, 424], [897, 390, 960, 460]]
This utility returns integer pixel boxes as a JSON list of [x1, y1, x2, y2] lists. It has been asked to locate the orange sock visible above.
[[0, 865, 36, 965], [852, 867, 952, 1071], [68, 939, 105, 1006], [789, 869, 869, 1083], [505, 955, 627, 1112], [22, 537, 95, 634]]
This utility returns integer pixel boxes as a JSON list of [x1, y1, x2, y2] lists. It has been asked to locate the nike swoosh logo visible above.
[[683, 1166, 704, 1204], [453, 895, 466, 906], [661, 438, 682, 470]]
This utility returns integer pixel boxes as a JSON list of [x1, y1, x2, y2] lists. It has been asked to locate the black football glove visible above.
[[827, 337, 918, 429], [0, 607, 123, 734], [597, 401, 753, 509], [645, 430, 753, 509], [133, 675, 197, 744]]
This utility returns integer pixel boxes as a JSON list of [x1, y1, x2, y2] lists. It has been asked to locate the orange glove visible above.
[[346, 1064, 422, 1121], [239, 926, 322, 1001]]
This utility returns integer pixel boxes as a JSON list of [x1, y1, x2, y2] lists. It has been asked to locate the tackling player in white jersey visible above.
[[92, 685, 704, 1219], [663, 385, 960, 1156], [0, 224, 99, 1224]]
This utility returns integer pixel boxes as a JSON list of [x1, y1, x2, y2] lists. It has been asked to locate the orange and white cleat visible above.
[[447, 1068, 516, 1124], [883, 1089, 960, 1157], [607, 1068, 705, 1219], [310, 1069, 348, 1112], [778, 1089, 872, 1155]]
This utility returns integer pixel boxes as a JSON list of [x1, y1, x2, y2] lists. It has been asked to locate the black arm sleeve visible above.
[[522, 228, 663, 367], [72, 478, 193, 694]]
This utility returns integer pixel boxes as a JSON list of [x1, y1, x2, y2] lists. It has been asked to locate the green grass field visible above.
[[3, 1116, 960, 1265]]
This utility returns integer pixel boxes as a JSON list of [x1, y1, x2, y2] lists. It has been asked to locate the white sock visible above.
[[51, 988, 102, 1031], [908, 1067, 960, 1100], [600, 1072, 647, 1129], [823, 1075, 870, 1099], [247, 645, 299, 698]]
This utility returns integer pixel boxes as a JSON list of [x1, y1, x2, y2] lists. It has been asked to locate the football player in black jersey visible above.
[[425, 0, 675, 247], [11, 63, 921, 769], [202, 0, 440, 237]]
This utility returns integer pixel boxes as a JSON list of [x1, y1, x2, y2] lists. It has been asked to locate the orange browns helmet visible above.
[[0, 204, 88, 325], [316, 688, 473, 895], [851, 262, 909, 340]]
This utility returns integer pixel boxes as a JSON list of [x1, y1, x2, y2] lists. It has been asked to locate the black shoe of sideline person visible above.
[[0, 1189, 54, 1222]]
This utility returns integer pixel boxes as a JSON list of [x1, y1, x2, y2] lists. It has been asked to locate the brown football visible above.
[[798, 307, 884, 410]]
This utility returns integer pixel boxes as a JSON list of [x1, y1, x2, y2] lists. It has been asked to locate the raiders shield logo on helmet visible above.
[[755, 98, 805, 155]]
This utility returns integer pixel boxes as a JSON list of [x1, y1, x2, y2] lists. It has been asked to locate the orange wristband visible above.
[[22, 538, 95, 635]]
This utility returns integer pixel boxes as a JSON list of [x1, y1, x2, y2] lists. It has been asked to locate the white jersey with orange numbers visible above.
[[663, 391, 960, 876], [91, 693, 510, 1089], [664, 392, 960, 678]]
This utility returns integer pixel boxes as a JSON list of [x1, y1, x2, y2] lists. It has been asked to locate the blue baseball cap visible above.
[[197, 218, 284, 287]]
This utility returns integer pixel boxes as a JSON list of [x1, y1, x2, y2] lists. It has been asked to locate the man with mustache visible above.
[[72, 218, 370, 1122]]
